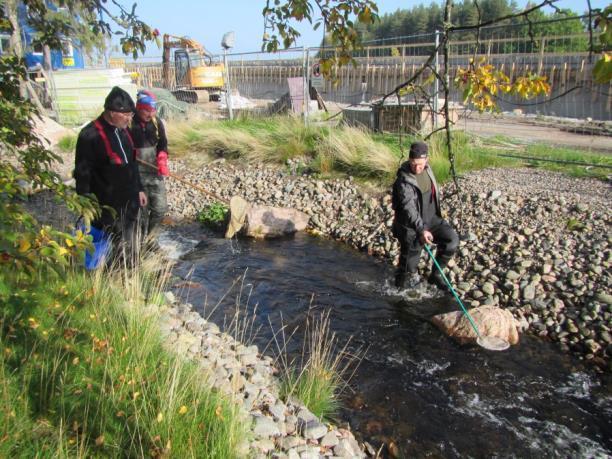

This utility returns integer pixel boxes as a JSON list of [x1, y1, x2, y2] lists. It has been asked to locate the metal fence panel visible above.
[[46, 17, 610, 133]]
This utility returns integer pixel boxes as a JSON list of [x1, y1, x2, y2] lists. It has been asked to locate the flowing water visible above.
[[161, 226, 612, 458]]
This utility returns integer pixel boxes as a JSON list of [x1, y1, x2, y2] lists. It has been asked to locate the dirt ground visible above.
[[457, 118, 612, 153]]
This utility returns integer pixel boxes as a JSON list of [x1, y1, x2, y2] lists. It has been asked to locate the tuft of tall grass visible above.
[[318, 127, 399, 180], [167, 120, 264, 162], [167, 116, 612, 186], [274, 309, 362, 421], [168, 116, 397, 181]]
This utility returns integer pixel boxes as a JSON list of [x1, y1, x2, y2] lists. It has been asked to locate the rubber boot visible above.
[[428, 254, 452, 291], [395, 271, 421, 290], [394, 269, 406, 289], [428, 270, 448, 291]]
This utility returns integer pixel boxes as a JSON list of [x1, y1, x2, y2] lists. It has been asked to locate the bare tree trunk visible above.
[[6, 0, 23, 56], [5, 0, 26, 98], [43, 45, 52, 70], [443, 0, 458, 190]]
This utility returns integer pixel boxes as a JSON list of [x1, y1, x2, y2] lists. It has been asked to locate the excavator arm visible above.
[[163, 34, 213, 62], [161, 33, 225, 103]]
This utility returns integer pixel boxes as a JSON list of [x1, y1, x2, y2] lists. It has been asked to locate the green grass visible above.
[[167, 116, 611, 186], [168, 116, 399, 182], [0, 255, 247, 458], [517, 144, 612, 178], [57, 134, 77, 153], [275, 310, 361, 422]]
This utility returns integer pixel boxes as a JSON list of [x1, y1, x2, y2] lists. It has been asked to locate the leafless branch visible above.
[[423, 125, 449, 141], [587, 0, 594, 62], [379, 42, 441, 104]]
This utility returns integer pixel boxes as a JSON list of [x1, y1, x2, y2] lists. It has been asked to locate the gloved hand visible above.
[[157, 151, 169, 176]]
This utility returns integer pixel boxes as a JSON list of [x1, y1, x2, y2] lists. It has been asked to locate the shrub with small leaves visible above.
[[196, 202, 229, 231], [1, 1, 157, 293]]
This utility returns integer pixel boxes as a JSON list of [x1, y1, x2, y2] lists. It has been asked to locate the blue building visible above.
[[0, 2, 85, 70]]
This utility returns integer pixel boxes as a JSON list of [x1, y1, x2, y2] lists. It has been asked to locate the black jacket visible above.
[[130, 115, 168, 152], [74, 115, 143, 228], [391, 162, 441, 236]]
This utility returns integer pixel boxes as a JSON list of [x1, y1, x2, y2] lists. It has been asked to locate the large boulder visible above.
[[225, 196, 309, 239], [431, 306, 520, 345], [244, 205, 309, 238]]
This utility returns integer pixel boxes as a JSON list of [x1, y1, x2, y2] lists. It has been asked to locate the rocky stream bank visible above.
[[23, 151, 612, 457], [166, 160, 612, 370]]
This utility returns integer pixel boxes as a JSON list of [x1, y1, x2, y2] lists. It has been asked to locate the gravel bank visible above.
[[155, 295, 366, 458], [167, 160, 611, 368]]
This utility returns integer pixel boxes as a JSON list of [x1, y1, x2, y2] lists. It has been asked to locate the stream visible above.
[[161, 226, 612, 458]]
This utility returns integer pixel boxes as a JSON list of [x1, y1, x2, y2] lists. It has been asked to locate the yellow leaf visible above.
[[65, 238, 74, 247], [178, 405, 188, 414], [156, 412, 163, 423], [18, 238, 31, 253], [133, 391, 140, 400]]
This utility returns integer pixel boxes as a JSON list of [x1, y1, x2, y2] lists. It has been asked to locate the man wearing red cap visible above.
[[74, 86, 147, 263], [130, 90, 170, 244], [391, 141, 459, 290]]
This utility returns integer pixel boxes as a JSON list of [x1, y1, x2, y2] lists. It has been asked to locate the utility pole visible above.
[[303, 47, 309, 125], [221, 32, 235, 120], [433, 30, 440, 129]]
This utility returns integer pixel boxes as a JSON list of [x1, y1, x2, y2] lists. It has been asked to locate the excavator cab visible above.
[[174, 50, 190, 87]]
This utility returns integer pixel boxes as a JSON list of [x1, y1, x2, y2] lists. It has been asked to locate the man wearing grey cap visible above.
[[74, 86, 147, 264], [391, 141, 459, 290]]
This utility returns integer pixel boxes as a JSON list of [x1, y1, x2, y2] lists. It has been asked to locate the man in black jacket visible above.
[[391, 141, 459, 290], [130, 90, 169, 241], [74, 86, 147, 261]]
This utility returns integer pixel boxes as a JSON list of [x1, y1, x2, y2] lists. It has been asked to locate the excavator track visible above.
[[171, 89, 209, 104]]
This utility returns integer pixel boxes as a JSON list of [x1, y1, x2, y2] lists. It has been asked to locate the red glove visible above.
[[157, 151, 169, 176]]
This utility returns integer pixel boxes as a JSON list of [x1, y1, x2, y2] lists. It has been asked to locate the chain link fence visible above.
[[45, 16, 609, 147]]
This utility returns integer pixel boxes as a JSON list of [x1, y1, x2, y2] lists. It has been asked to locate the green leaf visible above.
[[593, 55, 612, 84]]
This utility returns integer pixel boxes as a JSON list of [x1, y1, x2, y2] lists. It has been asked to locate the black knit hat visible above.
[[409, 141, 428, 159], [104, 86, 135, 113]]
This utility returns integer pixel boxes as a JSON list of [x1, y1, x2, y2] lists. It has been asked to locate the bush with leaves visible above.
[[0, 54, 94, 295], [196, 202, 229, 231], [0, 1, 158, 295], [593, 5, 612, 83]]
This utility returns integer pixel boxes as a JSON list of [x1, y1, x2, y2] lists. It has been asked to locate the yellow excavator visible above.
[[162, 34, 225, 103]]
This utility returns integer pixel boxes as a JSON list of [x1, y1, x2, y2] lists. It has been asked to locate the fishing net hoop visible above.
[[476, 336, 510, 351]]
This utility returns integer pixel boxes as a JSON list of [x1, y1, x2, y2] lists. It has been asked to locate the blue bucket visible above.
[[81, 225, 112, 270]]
